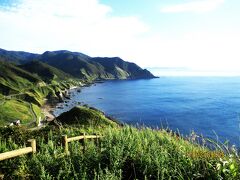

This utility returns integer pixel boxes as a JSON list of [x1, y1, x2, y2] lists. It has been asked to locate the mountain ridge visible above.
[[0, 48, 157, 80]]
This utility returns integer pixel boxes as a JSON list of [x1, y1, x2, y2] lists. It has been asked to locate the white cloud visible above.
[[137, 30, 240, 74], [0, 0, 148, 56], [161, 0, 225, 13]]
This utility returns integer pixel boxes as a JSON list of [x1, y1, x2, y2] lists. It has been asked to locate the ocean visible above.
[[54, 77, 240, 147]]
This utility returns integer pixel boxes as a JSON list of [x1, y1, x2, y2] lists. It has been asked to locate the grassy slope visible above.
[[0, 60, 48, 116], [0, 125, 239, 179], [40, 51, 108, 80], [39, 51, 155, 81], [0, 81, 80, 126], [0, 60, 81, 126], [19, 61, 74, 83], [91, 57, 155, 79], [0, 99, 40, 125], [0, 48, 38, 64], [56, 106, 118, 127], [0, 60, 42, 95]]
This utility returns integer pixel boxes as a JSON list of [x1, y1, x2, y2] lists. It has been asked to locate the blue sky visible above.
[[101, 0, 240, 38], [0, 0, 240, 75]]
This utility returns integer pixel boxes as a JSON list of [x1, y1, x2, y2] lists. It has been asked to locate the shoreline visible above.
[[42, 80, 122, 124], [41, 81, 95, 122], [41, 99, 57, 122]]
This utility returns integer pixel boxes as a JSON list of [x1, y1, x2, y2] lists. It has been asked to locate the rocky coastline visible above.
[[41, 80, 106, 124]]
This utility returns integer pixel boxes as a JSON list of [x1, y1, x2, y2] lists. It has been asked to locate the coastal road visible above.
[[23, 103, 38, 128], [29, 103, 37, 124]]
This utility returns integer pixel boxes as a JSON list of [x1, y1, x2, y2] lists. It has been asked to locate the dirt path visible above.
[[29, 103, 37, 124], [24, 103, 38, 128]]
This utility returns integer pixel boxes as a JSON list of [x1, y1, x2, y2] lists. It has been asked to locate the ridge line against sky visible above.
[[0, 0, 240, 75]]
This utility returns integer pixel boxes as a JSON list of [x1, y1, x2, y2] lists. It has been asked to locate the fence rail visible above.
[[62, 133, 102, 154], [0, 139, 36, 161], [0, 133, 101, 161]]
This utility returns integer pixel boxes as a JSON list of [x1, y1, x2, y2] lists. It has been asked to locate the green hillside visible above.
[[0, 48, 38, 64], [0, 48, 156, 81], [20, 61, 74, 83], [0, 99, 41, 125], [0, 58, 80, 126], [91, 57, 155, 79], [39, 50, 156, 80], [39, 51, 103, 80], [56, 106, 118, 127], [0, 60, 42, 96]]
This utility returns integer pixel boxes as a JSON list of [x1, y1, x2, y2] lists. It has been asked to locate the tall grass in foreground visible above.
[[0, 126, 239, 179]]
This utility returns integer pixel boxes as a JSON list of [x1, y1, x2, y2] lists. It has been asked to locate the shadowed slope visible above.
[[20, 61, 74, 83]]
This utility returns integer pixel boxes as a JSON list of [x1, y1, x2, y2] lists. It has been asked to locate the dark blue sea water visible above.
[[54, 77, 240, 147]]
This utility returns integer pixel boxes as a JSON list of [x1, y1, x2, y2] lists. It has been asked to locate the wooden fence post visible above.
[[96, 134, 100, 153], [28, 139, 36, 154], [83, 133, 86, 153], [62, 135, 69, 154]]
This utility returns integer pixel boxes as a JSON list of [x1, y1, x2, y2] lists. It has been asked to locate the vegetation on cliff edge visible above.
[[0, 124, 239, 179]]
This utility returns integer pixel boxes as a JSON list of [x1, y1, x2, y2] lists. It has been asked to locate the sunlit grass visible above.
[[0, 100, 34, 125], [0, 126, 239, 179]]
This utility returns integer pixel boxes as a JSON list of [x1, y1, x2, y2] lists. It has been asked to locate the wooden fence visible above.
[[0, 139, 36, 161], [0, 133, 102, 161], [62, 133, 102, 154]]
